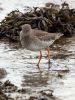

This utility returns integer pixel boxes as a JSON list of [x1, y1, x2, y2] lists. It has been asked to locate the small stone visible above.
[[0, 91, 8, 100], [2, 80, 17, 93], [29, 96, 37, 100], [0, 68, 7, 79], [17, 88, 26, 93], [40, 90, 53, 97]]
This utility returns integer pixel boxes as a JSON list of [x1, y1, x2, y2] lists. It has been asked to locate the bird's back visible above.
[[20, 24, 63, 51], [32, 29, 63, 42]]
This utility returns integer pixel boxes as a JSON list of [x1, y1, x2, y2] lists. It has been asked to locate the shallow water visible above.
[[0, 36, 75, 100]]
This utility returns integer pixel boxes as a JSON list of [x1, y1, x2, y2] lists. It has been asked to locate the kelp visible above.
[[0, 2, 75, 41]]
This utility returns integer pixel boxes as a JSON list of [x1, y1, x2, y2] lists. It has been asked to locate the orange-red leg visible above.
[[46, 48, 51, 65], [37, 51, 42, 67]]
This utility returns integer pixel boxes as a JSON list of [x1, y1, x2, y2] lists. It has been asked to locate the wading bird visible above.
[[20, 24, 63, 68]]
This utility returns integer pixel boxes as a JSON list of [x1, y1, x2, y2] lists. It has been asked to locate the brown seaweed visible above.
[[0, 2, 75, 41]]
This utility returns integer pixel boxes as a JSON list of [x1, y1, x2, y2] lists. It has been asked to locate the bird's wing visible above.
[[32, 29, 51, 36], [35, 33, 63, 42], [32, 29, 63, 41], [37, 35, 55, 41], [32, 35, 54, 48]]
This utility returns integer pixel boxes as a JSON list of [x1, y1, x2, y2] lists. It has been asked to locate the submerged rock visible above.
[[0, 68, 7, 79], [40, 90, 53, 97], [2, 80, 17, 93], [0, 91, 8, 100], [17, 87, 31, 94], [28, 96, 37, 100]]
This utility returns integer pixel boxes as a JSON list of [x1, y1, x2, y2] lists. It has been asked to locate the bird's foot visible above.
[[37, 63, 40, 68], [48, 61, 51, 69], [36, 56, 39, 59]]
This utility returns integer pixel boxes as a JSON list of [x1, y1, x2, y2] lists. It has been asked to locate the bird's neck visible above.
[[23, 29, 32, 37]]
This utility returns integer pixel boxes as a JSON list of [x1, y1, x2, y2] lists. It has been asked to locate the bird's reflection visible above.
[[22, 66, 55, 87]]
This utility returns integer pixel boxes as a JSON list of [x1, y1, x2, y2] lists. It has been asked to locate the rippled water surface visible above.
[[0, 36, 75, 100]]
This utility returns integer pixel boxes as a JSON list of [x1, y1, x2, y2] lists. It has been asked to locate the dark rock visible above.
[[17, 88, 26, 93], [2, 80, 17, 93], [40, 90, 53, 97], [0, 68, 7, 79], [0, 91, 8, 100], [17, 87, 31, 94], [29, 96, 37, 100], [39, 96, 48, 100]]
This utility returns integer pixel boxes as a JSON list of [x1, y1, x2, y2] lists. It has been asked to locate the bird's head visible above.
[[22, 24, 31, 35]]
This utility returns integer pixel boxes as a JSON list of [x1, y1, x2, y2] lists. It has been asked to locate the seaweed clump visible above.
[[0, 2, 75, 42]]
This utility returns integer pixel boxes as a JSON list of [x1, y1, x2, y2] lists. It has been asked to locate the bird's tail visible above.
[[55, 33, 63, 40]]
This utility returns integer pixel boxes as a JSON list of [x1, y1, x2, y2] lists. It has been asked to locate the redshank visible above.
[[20, 24, 63, 67]]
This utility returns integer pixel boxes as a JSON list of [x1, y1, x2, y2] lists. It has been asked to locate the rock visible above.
[[17, 88, 26, 93], [38, 96, 48, 100], [0, 68, 7, 79], [17, 87, 31, 94], [37, 89, 55, 100], [40, 90, 53, 97], [28, 96, 37, 100], [0, 91, 8, 100], [2, 80, 17, 93]]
